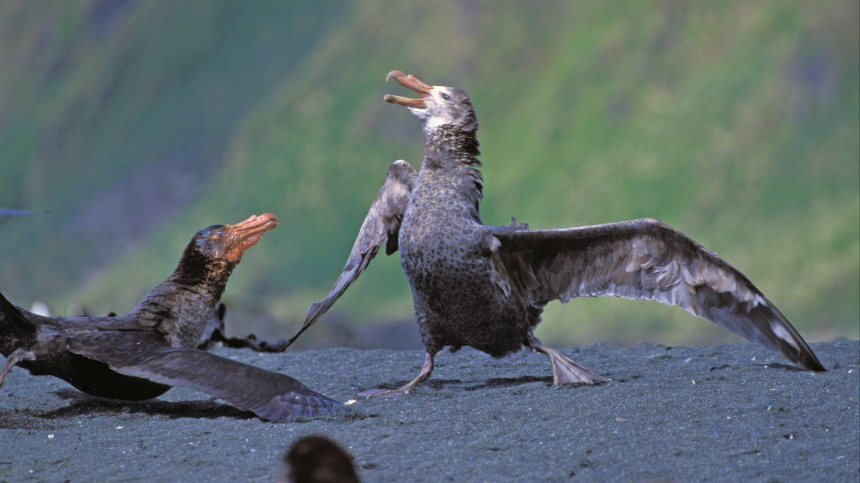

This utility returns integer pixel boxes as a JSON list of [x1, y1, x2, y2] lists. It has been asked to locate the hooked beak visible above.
[[224, 213, 279, 261], [384, 70, 432, 108], [231, 213, 279, 240]]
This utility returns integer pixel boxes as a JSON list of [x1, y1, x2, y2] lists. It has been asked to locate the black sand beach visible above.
[[1, 340, 857, 482]]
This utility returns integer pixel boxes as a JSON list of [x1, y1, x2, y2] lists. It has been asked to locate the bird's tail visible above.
[[0, 291, 36, 335]]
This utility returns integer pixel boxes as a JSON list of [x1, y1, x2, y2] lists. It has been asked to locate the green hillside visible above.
[[1, 0, 857, 349]]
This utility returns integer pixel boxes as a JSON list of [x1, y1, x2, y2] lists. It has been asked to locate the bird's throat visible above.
[[424, 125, 481, 167]]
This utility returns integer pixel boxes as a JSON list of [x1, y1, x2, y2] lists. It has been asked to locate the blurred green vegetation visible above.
[[1, 0, 857, 348]]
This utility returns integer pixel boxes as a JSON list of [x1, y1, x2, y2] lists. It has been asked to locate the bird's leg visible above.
[[0, 349, 36, 388], [359, 352, 435, 398], [527, 335, 611, 384]]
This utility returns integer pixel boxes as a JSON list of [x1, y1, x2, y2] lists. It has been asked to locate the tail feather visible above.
[[0, 291, 36, 336]]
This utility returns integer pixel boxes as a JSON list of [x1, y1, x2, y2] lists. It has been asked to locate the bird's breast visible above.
[[399, 213, 499, 307]]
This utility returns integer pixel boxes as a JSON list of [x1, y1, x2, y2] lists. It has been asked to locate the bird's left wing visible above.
[[491, 218, 825, 372], [283, 160, 418, 349], [67, 331, 346, 422]]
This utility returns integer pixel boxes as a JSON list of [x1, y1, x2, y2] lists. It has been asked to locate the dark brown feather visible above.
[[66, 331, 342, 421]]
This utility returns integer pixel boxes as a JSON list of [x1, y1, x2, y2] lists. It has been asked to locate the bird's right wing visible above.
[[283, 160, 417, 349], [66, 331, 345, 422]]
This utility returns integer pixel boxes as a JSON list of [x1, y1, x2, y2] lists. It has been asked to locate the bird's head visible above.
[[143, 213, 278, 314], [384, 70, 478, 135], [191, 213, 279, 266]]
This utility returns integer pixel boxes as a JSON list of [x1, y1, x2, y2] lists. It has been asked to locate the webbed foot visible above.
[[541, 346, 611, 384], [528, 334, 611, 384], [358, 388, 412, 398]]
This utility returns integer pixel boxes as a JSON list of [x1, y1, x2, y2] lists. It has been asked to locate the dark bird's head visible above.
[[173, 213, 279, 288], [385, 70, 478, 137], [275, 435, 360, 483], [191, 213, 279, 266]]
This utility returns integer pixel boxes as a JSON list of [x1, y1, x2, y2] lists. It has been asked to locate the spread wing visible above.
[[283, 160, 418, 349], [492, 218, 825, 372], [66, 331, 346, 422]]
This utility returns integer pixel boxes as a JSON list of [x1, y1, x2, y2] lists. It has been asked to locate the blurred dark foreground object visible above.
[[276, 435, 360, 483]]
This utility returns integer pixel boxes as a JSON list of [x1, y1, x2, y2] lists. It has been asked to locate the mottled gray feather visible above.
[[285, 160, 417, 348], [492, 218, 824, 371]]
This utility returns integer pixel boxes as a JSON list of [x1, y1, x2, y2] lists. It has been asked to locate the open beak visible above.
[[384, 70, 432, 108]]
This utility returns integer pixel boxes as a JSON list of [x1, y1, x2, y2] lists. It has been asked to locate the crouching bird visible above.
[[284, 71, 825, 397], [0, 214, 345, 422]]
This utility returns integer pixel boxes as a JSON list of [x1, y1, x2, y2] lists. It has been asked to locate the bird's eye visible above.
[[217, 230, 224, 237], [441, 93, 452, 101]]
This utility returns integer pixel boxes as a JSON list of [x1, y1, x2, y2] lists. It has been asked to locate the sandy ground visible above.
[[0, 340, 857, 482]]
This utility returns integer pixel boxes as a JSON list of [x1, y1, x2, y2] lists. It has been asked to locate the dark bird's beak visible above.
[[232, 213, 279, 235], [222, 213, 279, 262], [384, 70, 432, 108]]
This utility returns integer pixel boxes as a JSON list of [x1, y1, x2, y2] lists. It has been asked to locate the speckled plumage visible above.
[[397, 111, 522, 359], [288, 71, 824, 396], [1, 214, 345, 421]]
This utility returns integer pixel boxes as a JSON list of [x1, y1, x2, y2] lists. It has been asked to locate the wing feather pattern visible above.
[[66, 331, 345, 422], [493, 218, 825, 371], [284, 160, 417, 349]]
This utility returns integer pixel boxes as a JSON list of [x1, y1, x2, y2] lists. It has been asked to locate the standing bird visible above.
[[286, 71, 825, 397], [1, 214, 344, 422]]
